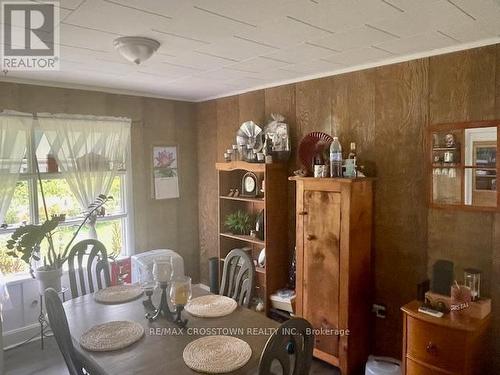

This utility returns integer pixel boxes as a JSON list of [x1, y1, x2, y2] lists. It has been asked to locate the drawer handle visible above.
[[306, 234, 316, 241], [298, 211, 308, 216], [426, 342, 437, 355]]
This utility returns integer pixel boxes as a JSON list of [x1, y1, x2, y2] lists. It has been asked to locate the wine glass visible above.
[[139, 266, 155, 311], [169, 276, 192, 307], [152, 259, 173, 286]]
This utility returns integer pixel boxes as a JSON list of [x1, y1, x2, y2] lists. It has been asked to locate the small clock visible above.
[[241, 172, 260, 197]]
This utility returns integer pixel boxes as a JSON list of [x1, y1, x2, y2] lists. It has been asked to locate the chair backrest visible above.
[[44, 288, 84, 375], [68, 239, 111, 299], [259, 318, 315, 375], [220, 248, 255, 307]]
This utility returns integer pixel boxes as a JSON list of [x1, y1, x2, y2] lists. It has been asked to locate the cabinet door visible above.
[[302, 190, 341, 357]]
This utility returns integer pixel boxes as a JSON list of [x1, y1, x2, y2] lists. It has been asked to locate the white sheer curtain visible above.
[[38, 114, 131, 239], [0, 112, 31, 224]]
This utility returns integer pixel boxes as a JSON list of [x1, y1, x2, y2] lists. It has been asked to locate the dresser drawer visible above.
[[407, 316, 466, 372], [406, 358, 457, 375]]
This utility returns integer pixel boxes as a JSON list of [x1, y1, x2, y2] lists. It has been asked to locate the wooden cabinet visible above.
[[402, 301, 490, 375], [290, 177, 374, 375], [216, 161, 289, 316]]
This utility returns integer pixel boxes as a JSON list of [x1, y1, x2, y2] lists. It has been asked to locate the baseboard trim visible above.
[[3, 323, 40, 350]]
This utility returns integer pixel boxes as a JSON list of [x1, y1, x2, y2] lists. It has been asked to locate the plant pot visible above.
[[35, 267, 63, 295]]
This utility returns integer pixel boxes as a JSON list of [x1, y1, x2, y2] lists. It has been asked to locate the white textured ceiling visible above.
[[3, 0, 500, 101]]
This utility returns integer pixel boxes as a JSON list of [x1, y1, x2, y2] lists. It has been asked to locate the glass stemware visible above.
[[139, 266, 155, 311], [169, 276, 192, 307], [153, 258, 173, 285]]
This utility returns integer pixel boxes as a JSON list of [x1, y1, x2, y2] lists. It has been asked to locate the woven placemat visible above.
[[185, 295, 237, 318], [80, 321, 144, 352], [94, 284, 143, 304], [183, 336, 252, 373]]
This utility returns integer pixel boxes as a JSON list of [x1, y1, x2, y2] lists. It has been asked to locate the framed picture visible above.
[[152, 145, 179, 199]]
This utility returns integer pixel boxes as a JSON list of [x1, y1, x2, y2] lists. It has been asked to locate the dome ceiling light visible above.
[[113, 36, 160, 65]]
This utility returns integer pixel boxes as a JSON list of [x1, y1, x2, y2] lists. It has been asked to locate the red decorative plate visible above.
[[298, 132, 333, 175]]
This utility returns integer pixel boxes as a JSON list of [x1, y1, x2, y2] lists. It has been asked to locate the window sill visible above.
[[3, 272, 34, 286], [3, 254, 129, 286]]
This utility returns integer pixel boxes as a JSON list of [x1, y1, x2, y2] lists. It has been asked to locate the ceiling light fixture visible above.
[[113, 36, 160, 65]]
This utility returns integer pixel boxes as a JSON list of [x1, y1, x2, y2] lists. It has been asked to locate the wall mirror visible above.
[[429, 120, 499, 211]]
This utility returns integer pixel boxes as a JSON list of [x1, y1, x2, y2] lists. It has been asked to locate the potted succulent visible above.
[[5, 156, 112, 293]]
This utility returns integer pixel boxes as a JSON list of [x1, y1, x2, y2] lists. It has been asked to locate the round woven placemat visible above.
[[185, 295, 237, 318], [183, 336, 252, 373], [94, 284, 143, 304], [80, 321, 144, 352]]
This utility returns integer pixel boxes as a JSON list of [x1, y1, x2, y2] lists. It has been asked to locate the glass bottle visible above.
[[345, 142, 357, 178], [312, 147, 325, 178], [329, 137, 343, 177]]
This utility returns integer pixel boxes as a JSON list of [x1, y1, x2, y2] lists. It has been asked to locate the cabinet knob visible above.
[[298, 211, 308, 216], [426, 342, 437, 355], [306, 234, 316, 241]]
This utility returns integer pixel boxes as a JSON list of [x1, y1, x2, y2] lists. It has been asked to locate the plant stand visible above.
[[38, 286, 68, 350]]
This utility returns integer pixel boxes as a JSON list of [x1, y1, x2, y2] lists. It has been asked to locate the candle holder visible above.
[[144, 281, 188, 328]]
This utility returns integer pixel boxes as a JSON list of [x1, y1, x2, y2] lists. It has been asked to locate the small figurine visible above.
[[445, 134, 455, 148]]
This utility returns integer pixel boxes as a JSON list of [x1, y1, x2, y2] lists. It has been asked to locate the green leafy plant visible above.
[[5, 153, 112, 276], [6, 195, 112, 275], [225, 210, 254, 235]]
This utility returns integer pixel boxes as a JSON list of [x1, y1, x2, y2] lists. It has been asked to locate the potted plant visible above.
[[5, 195, 111, 294], [225, 210, 254, 235], [5, 155, 112, 293]]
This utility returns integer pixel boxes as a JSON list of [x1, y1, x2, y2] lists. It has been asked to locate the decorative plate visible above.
[[183, 336, 252, 374], [94, 284, 143, 304], [298, 132, 333, 175], [80, 321, 144, 352], [236, 121, 264, 152], [185, 295, 237, 318]]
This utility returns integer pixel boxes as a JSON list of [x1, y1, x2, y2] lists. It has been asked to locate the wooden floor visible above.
[[5, 337, 339, 374]]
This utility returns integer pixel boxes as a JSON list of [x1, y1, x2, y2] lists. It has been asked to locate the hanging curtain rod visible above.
[[0, 111, 131, 124], [0, 111, 34, 118]]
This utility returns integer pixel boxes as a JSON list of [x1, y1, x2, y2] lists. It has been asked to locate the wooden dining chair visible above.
[[259, 318, 315, 375], [45, 288, 104, 375], [68, 239, 111, 299], [220, 248, 255, 307]]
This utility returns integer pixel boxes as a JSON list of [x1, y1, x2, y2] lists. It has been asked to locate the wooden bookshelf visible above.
[[216, 161, 289, 316]]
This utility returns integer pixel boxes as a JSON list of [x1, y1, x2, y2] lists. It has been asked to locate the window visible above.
[[0, 126, 131, 275]]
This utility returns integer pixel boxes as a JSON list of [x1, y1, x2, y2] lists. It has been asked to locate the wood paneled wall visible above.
[[196, 44, 500, 367]]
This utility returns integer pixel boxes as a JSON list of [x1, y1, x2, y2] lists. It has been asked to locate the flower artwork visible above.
[[153, 146, 179, 199], [154, 149, 177, 177]]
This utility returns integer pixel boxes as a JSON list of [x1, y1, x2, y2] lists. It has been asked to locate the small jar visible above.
[[232, 145, 239, 161], [464, 268, 481, 301]]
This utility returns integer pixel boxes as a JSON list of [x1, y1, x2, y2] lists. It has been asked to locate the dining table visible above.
[[64, 286, 279, 375]]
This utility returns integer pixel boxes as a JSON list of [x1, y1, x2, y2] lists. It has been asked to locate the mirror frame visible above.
[[428, 120, 500, 212]]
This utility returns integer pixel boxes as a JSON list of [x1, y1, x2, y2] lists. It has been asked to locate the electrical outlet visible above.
[[372, 303, 387, 319]]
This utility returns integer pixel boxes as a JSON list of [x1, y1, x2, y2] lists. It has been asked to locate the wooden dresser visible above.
[[290, 177, 374, 375], [402, 301, 490, 375]]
